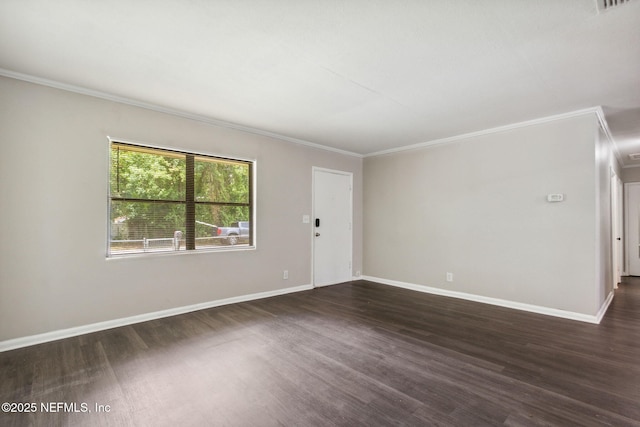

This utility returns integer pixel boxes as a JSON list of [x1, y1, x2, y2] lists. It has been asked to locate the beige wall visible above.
[[596, 126, 615, 309], [364, 113, 608, 316], [0, 74, 618, 342], [622, 167, 640, 183], [0, 77, 363, 341]]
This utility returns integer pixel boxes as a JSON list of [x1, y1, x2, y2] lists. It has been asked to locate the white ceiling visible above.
[[1, 0, 639, 162]]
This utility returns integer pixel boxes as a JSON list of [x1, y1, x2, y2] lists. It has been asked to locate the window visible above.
[[109, 141, 254, 256]]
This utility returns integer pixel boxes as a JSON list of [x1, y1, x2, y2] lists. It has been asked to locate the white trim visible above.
[[0, 68, 362, 159], [623, 182, 640, 275], [108, 135, 258, 164], [611, 167, 623, 288], [0, 284, 312, 352], [105, 245, 257, 260], [595, 290, 615, 324], [625, 182, 631, 275], [594, 106, 623, 168], [2, 70, 621, 162], [365, 107, 611, 158], [362, 276, 609, 324], [314, 281, 343, 288], [2, 70, 622, 163]]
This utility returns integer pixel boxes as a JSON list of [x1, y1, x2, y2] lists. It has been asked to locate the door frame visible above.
[[311, 167, 353, 288], [611, 167, 622, 287], [624, 182, 640, 275]]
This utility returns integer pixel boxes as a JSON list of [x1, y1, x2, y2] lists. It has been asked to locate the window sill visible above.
[[106, 245, 256, 260]]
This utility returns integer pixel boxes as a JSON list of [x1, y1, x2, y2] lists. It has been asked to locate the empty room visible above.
[[1, 1, 640, 426]]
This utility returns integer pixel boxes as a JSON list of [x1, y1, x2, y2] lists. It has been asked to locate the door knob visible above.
[[315, 233, 320, 237]]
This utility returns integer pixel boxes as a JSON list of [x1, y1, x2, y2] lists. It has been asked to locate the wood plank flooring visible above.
[[1, 278, 640, 426]]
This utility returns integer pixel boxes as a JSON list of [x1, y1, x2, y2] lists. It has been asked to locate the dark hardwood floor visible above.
[[2, 278, 640, 426]]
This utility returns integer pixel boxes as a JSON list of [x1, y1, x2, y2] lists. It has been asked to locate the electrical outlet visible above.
[[446, 272, 453, 282], [283, 270, 289, 280], [355, 270, 361, 277]]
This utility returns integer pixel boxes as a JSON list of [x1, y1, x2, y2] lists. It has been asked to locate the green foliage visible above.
[[195, 158, 249, 233], [110, 145, 250, 241], [110, 147, 185, 200]]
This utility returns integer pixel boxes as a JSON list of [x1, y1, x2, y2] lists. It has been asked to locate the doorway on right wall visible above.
[[625, 182, 640, 276]]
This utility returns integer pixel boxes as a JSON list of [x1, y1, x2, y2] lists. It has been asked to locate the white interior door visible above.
[[625, 182, 640, 276], [611, 169, 622, 287], [616, 176, 623, 278], [313, 168, 352, 287]]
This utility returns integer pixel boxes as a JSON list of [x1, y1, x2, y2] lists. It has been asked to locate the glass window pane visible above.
[[194, 157, 249, 203], [110, 145, 186, 201], [196, 204, 250, 248], [110, 201, 185, 254], [109, 141, 254, 256]]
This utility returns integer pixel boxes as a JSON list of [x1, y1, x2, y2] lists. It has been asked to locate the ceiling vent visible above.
[[597, 0, 633, 12], [628, 153, 640, 160]]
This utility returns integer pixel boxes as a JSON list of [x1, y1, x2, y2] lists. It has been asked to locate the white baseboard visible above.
[[595, 290, 615, 324], [362, 276, 612, 324], [1, 279, 616, 352], [0, 284, 313, 352]]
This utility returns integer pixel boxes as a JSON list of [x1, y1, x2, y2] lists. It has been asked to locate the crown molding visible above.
[[0, 68, 363, 159], [1, 69, 620, 162], [594, 106, 624, 168], [365, 107, 612, 158]]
